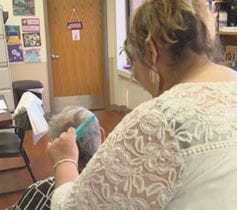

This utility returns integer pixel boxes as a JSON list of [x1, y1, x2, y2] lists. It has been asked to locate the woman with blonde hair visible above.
[[48, 0, 237, 209]]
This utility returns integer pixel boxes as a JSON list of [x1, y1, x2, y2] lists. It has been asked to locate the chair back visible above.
[[14, 112, 30, 147], [0, 111, 37, 187]]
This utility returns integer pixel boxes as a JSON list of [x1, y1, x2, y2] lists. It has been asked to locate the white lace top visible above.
[[51, 82, 237, 210]]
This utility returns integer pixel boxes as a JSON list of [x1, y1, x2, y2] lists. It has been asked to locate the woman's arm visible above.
[[47, 127, 79, 189], [54, 161, 79, 188], [48, 107, 185, 209]]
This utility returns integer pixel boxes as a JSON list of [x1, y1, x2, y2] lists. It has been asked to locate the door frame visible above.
[[43, 0, 110, 113]]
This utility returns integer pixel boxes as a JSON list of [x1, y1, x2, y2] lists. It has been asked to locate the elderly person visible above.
[[48, 106, 101, 166], [47, 0, 237, 209], [10, 106, 102, 210]]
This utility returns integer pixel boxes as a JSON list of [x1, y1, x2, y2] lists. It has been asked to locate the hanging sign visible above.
[[67, 8, 83, 41], [67, 21, 83, 30]]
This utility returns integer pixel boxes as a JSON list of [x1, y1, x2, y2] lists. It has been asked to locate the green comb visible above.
[[75, 115, 96, 141]]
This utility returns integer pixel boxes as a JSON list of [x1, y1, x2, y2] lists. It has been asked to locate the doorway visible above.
[[46, 0, 106, 112]]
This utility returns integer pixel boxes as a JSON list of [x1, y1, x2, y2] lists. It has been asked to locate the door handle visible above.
[[51, 51, 59, 59]]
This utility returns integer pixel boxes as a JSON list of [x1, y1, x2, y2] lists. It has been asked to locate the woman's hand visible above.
[[47, 127, 79, 188], [47, 127, 79, 165]]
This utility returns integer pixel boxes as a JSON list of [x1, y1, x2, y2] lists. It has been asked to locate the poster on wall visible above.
[[7, 44, 24, 62], [13, 0, 35, 16], [22, 18, 40, 32], [24, 48, 41, 63], [5, 25, 21, 45], [23, 32, 41, 47]]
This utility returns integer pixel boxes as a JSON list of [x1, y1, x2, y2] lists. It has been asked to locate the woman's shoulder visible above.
[[157, 81, 237, 105], [122, 81, 237, 128], [120, 81, 237, 127], [133, 81, 237, 109], [163, 80, 237, 96]]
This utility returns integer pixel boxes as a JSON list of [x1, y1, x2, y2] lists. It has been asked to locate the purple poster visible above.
[[7, 44, 24, 62]]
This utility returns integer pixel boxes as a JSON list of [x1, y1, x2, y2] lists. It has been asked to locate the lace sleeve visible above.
[[51, 182, 74, 209], [51, 105, 185, 210]]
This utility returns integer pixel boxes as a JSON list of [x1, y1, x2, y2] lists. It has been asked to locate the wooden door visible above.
[[47, 0, 104, 102]]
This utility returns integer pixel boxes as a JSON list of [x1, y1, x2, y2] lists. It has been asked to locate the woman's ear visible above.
[[145, 38, 158, 65], [100, 127, 106, 143]]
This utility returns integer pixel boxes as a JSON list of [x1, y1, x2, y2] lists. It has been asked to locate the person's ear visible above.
[[145, 38, 158, 65], [100, 127, 106, 143]]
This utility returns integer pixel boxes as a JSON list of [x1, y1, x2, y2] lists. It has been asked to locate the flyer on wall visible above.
[[7, 44, 24, 62], [22, 18, 40, 32], [24, 48, 41, 63], [13, 0, 35, 16], [23, 32, 41, 47], [5, 25, 21, 44]]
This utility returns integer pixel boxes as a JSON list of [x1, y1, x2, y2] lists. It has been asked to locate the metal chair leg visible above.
[[21, 148, 30, 164], [21, 151, 36, 182]]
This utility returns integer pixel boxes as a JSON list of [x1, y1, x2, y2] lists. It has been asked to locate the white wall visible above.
[[106, 0, 152, 110], [116, 73, 152, 109], [0, 1, 50, 112]]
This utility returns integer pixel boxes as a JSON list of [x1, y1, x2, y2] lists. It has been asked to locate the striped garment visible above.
[[9, 177, 55, 210]]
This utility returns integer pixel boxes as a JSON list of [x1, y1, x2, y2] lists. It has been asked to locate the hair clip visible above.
[[75, 115, 96, 141]]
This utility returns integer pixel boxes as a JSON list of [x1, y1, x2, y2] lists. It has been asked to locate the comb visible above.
[[75, 115, 96, 141]]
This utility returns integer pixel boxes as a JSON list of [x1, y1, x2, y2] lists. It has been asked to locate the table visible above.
[[0, 95, 12, 126]]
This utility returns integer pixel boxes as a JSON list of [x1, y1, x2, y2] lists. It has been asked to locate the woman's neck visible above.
[[159, 52, 211, 93]]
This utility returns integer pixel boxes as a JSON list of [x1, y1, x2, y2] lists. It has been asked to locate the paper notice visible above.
[[72, 30, 80, 41], [0, 99, 7, 109]]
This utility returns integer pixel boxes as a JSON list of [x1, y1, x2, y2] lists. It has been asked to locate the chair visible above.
[[0, 112, 36, 195]]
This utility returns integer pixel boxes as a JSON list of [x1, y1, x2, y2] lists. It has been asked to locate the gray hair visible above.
[[48, 106, 101, 163]]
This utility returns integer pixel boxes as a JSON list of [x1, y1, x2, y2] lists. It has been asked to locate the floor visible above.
[[0, 110, 126, 209]]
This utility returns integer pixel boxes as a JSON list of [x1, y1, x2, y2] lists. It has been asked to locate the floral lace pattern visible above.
[[52, 82, 237, 210]]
